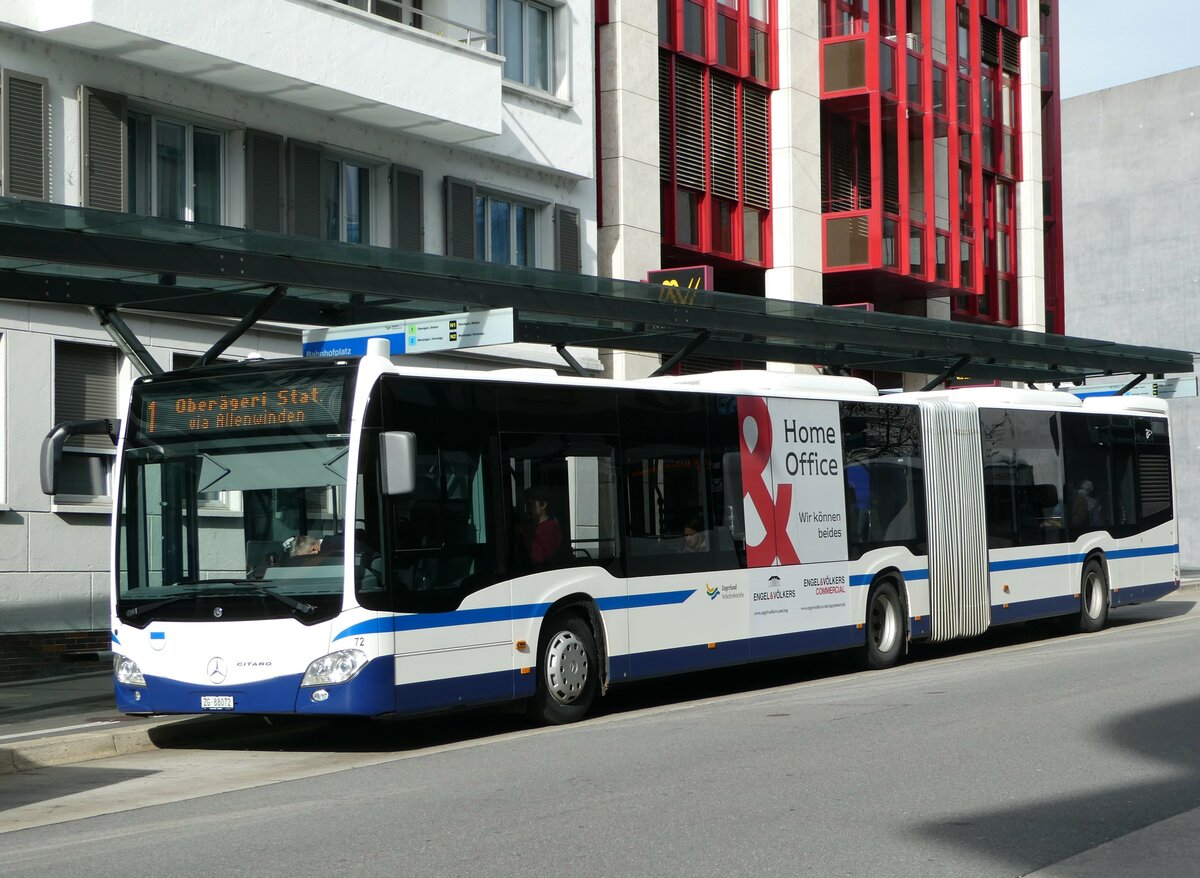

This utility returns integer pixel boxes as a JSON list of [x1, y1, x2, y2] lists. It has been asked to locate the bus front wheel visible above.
[[1076, 559, 1109, 633], [529, 613, 598, 725], [863, 579, 904, 670]]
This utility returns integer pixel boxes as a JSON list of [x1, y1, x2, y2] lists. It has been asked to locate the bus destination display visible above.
[[137, 376, 347, 438]]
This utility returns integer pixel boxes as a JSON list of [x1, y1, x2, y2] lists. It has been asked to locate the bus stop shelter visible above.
[[0, 197, 1191, 386]]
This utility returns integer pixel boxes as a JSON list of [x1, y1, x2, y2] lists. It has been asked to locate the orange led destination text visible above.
[[150, 387, 325, 432]]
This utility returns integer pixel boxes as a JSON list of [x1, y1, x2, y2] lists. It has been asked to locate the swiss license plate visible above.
[[200, 695, 234, 710]]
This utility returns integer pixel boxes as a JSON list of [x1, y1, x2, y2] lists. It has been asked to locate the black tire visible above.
[[863, 579, 904, 670], [1076, 558, 1109, 633], [529, 613, 599, 725]]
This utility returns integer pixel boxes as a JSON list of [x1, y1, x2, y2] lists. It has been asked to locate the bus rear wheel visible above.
[[1076, 559, 1109, 633], [863, 579, 904, 670], [529, 613, 598, 725]]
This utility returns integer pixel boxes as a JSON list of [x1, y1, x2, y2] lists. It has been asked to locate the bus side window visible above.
[[841, 402, 925, 561], [503, 434, 620, 576]]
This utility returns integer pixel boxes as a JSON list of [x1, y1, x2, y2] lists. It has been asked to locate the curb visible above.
[[0, 714, 290, 775]]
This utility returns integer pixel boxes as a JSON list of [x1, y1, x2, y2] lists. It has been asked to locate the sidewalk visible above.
[[4, 574, 1199, 775], [0, 669, 267, 774]]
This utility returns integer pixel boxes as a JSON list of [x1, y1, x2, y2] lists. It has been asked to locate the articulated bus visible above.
[[42, 341, 1179, 723]]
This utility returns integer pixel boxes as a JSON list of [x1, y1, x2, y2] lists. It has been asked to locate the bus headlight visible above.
[[301, 649, 368, 687], [114, 654, 146, 686]]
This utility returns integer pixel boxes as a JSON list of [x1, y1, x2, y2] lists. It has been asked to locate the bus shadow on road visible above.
[[0, 765, 156, 820], [910, 693, 1200, 874]]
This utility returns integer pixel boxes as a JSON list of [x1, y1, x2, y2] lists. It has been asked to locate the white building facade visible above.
[[0, 0, 597, 676]]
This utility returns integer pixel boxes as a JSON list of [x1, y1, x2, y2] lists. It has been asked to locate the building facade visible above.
[[599, 0, 1063, 384], [0, 0, 597, 676], [1062, 66, 1200, 568]]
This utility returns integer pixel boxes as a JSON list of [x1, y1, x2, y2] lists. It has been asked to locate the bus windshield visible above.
[[117, 433, 352, 620]]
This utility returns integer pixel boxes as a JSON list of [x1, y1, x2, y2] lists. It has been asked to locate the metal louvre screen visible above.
[[920, 398, 990, 642], [81, 87, 125, 211], [390, 165, 423, 252], [4, 73, 48, 200], [659, 52, 672, 183], [673, 58, 706, 191], [741, 85, 770, 209], [55, 341, 118, 451], [709, 72, 739, 201]]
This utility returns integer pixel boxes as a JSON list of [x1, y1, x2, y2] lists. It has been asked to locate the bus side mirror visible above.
[[379, 431, 416, 495], [40, 418, 121, 495]]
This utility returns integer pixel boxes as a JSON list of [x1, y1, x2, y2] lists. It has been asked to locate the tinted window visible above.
[[979, 409, 1065, 548], [841, 402, 926, 560]]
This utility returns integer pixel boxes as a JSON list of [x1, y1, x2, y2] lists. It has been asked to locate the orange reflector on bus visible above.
[[515, 640, 528, 651], [914, 615, 922, 621], [708, 642, 717, 649], [856, 623, 863, 629], [520, 667, 531, 675]]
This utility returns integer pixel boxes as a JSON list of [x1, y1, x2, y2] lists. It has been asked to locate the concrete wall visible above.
[[1062, 66, 1200, 567]]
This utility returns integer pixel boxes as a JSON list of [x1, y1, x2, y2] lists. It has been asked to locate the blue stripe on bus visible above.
[[334, 589, 696, 641], [849, 568, 930, 588], [989, 543, 1178, 573], [991, 594, 1080, 625], [1110, 580, 1179, 608]]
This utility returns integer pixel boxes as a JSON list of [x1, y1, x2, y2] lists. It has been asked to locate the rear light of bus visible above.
[[301, 648, 368, 687], [114, 654, 146, 686]]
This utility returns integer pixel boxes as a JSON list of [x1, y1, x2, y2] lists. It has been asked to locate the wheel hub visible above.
[[545, 631, 588, 704]]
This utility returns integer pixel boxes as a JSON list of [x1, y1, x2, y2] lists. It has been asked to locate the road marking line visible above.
[[0, 721, 120, 742]]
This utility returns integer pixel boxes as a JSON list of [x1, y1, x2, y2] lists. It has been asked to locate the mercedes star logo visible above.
[[207, 657, 227, 684]]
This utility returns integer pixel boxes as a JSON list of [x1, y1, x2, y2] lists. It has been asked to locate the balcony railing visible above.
[[332, 0, 492, 51]]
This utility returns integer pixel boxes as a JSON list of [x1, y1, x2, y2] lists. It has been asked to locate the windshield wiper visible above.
[[124, 593, 199, 618], [252, 586, 316, 615], [125, 580, 316, 616]]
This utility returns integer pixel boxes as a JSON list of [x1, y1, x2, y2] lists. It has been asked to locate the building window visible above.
[[488, 0, 554, 91], [322, 158, 372, 244], [53, 341, 119, 500], [475, 192, 536, 266], [127, 113, 223, 224]]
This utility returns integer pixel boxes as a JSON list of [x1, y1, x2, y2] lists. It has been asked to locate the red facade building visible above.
[[614, 1, 1063, 341]]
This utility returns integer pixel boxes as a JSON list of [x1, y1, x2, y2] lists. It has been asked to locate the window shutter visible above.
[[3, 71, 49, 200], [980, 19, 1000, 65], [80, 87, 126, 211], [1001, 29, 1021, 75], [742, 84, 770, 210], [444, 176, 477, 259], [55, 341, 118, 451], [554, 204, 581, 273], [709, 72, 739, 201], [245, 130, 284, 232], [658, 52, 672, 183], [673, 59, 706, 192], [825, 114, 854, 211], [288, 139, 323, 238], [390, 164, 424, 252]]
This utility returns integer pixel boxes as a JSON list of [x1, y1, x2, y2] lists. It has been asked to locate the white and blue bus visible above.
[[42, 341, 1180, 723]]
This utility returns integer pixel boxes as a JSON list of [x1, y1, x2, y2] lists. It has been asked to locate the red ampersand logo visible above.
[[738, 397, 799, 567]]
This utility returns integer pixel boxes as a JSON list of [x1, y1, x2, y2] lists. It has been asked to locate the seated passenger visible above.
[[519, 487, 564, 570], [681, 516, 709, 552], [280, 533, 325, 566]]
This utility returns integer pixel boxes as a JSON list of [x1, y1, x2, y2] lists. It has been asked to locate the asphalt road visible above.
[[3, 595, 1200, 877]]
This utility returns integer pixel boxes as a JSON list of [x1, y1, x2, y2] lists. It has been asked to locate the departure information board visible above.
[[134, 372, 349, 441]]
